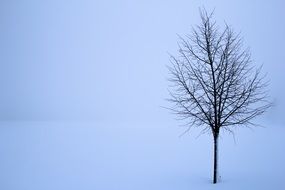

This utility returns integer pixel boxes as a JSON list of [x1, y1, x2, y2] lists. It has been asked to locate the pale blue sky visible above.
[[0, 0, 284, 123]]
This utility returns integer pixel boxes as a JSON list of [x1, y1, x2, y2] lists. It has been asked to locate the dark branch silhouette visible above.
[[167, 9, 272, 184]]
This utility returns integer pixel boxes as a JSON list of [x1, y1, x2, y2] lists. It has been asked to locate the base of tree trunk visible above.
[[213, 136, 218, 184]]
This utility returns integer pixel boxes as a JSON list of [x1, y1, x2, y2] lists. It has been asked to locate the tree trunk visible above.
[[213, 135, 219, 184]]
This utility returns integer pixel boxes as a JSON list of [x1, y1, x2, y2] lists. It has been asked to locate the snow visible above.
[[0, 121, 284, 190]]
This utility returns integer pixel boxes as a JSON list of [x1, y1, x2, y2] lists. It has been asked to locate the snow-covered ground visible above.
[[0, 121, 284, 190]]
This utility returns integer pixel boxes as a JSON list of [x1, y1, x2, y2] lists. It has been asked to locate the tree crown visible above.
[[168, 9, 272, 136]]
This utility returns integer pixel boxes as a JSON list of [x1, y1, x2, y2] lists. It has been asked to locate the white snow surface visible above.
[[0, 121, 284, 190]]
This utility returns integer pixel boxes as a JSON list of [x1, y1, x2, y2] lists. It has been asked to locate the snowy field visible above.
[[0, 121, 284, 190]]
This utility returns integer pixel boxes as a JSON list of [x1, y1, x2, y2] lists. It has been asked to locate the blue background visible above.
[[0, 1, 284, 189]]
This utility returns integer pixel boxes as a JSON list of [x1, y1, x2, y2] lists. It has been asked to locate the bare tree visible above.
[[167, 9, 272, 184]]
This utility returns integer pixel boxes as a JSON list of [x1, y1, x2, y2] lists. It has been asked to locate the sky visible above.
[[0, 0, 284, 124]]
